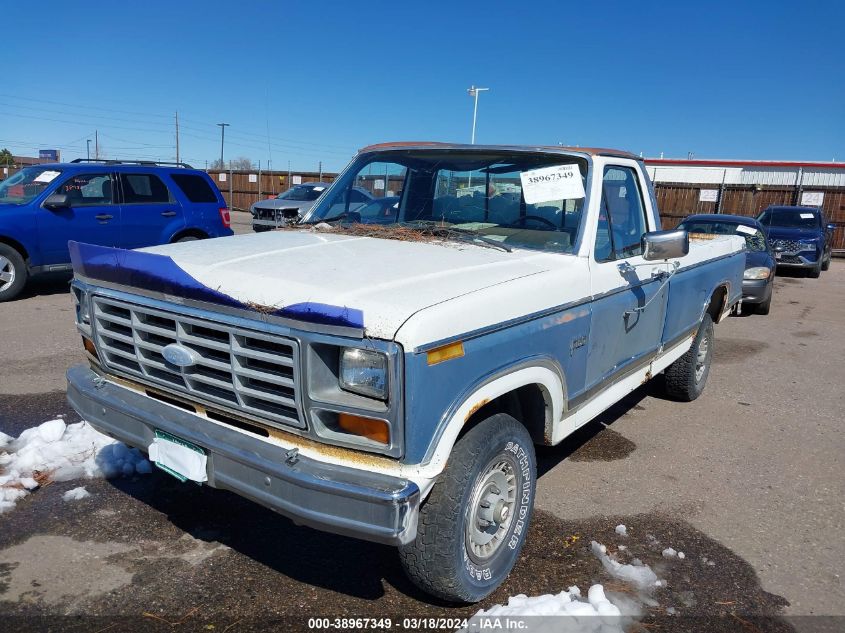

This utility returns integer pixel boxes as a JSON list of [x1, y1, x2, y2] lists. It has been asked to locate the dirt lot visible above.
[[0, 243, 842, 632]]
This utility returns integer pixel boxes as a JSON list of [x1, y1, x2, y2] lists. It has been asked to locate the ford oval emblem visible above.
[[162, 343, 198, 368]]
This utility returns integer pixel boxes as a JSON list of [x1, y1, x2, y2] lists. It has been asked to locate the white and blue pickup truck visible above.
[[66, 143, 744, 602]]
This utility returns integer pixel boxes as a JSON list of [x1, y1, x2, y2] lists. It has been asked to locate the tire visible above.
[[0, 244, 28, 303], [822, 253, 831, 271], [174, 235, 200, 243], [756, 295, 772, 316], [663, 313, 714, 402], [399, 413, 536, 603], [808, 261, 821, 278]]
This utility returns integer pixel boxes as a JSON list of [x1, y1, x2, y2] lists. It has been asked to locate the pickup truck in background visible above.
[[66, 143, 744, 602]]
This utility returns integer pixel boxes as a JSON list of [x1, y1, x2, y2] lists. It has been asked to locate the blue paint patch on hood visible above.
[[69, 241, 364, 329]]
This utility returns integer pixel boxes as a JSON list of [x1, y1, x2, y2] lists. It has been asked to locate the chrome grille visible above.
[[92, 296, 303, 429], [771, 239, 812, 255]]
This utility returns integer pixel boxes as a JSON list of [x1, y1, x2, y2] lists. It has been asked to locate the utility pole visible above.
[[318, 161, 323, 181], [95, 130, 99, 160], [175, 111, 180, 164], [217, 123, 229, 168], [86, 139, 91, 160]]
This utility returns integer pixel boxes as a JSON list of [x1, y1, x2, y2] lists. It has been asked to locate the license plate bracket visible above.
[[148, 430, 208, 483]]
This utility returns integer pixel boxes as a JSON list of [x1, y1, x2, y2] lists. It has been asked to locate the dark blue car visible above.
[[0, 160, 232, 301], [757, 205, 834, 278], [679, 214, 776, 315]]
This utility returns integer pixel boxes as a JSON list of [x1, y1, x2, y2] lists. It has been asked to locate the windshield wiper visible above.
[[402, 221, 512, 252]]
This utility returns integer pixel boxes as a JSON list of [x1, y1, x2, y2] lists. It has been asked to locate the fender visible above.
[[420, 358, 566, 477]]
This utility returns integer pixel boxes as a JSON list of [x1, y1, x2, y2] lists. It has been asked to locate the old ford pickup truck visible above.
[[66, 143, 744, 602]]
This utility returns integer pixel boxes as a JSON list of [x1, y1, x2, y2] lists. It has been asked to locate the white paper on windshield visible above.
[[34, 170, 60, 183], [800, 213, 814, 219], [735, 225, 756, 236], [520, 164, 584, 204], [313, 186, 325, 192]]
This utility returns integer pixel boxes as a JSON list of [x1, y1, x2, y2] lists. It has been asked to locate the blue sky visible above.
[[4, 0, 844, 171]]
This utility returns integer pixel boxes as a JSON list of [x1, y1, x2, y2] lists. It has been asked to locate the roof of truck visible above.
[[358, 141, 640, 161]]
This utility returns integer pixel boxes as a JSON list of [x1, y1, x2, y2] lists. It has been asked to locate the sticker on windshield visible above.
[[34, 170, 60, 183], [313, 186, 325, 192], [735, 225, 756, 236], [520, 164, 584, 204], [800, 213, 814, 219]]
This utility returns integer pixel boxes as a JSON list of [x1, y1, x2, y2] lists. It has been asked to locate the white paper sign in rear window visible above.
[[800, 191, 824, 206], [520, 164, 585, 204]]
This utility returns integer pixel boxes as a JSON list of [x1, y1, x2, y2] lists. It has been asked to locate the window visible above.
[[303, 151, 587, 253], [170, 174, 218, 203], [594, 166, 648, 261], [56, 173, 113, 206], [0, 167, 63, 205], [120, 174, 171, 204]]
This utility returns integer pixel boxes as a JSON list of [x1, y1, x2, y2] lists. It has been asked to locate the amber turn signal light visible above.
[[337, 413, 389, 445], [82, 336, 98, 358], [426, 341, 464, 366]]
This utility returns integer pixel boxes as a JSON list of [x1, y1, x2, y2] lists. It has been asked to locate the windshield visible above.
[[680, 220, 768, 252], [278, 184, 325, 202], [302, 150, 588, 254], [758, 208, 820, 229], [0, 167, 63, 205]]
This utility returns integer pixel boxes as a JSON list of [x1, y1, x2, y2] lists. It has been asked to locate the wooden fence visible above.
[[655, 183, 845, 250], [211, 169, 337, 212]]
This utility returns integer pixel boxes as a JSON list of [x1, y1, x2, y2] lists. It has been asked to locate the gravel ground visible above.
[[0, 250, 842, 632]]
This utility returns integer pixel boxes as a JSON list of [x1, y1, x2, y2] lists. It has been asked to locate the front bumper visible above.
[[66, 364, 419, 546], [774, 252, 819, 268], [741, 278, 772, 304]]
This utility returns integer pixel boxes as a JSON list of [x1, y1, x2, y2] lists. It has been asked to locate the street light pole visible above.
[[467, 85, 489, 144], [217, 123, 230, 168], [86, 140, 91, 160]]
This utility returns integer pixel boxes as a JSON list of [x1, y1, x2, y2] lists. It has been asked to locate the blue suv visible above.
[[0, 160, 232, 301], [757, 205, 835, 278]]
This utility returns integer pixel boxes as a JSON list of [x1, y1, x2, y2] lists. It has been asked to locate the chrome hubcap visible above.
[[695, 334, 709, 382], [466, 457, 517, 562], [0, 256, 15, 292]]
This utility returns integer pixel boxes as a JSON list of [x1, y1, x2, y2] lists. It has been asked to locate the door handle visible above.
[[161, 211, 177, 217], [95, 214, 113, 221]]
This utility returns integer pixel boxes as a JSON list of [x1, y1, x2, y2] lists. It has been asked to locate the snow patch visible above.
[[466, 584, 625, 631], [615, 524, 628, 537], [591, 541, 658, 590], [62, 486, 91, 502], [0, 419, 151, 514]]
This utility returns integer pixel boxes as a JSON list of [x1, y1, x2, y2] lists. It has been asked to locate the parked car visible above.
[[67, 142, 744, 602], [757, 205, 834, 278], [679, 214, 776, 315], [251, 183, 376, 231], [0, 159, 231, 302]]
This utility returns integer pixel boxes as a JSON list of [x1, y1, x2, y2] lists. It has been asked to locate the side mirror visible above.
[[642, 229, 689, 261], [44, 193, 71, 209]]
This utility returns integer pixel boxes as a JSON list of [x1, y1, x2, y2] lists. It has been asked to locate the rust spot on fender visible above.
[[641, 370, 653, 385], [465, 398, 491, 422]]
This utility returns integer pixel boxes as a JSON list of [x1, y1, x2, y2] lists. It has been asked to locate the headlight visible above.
[[339, 347, 388, 400], [799, 241, 817, 252], [744, 266, 771, 280]]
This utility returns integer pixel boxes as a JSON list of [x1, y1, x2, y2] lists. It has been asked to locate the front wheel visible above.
[[0, 244, 28, 303], [663, 313, 714, 401], [399, 413, 536, 603]]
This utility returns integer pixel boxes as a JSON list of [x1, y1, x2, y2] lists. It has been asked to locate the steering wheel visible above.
[[507, 214, 558, 230]]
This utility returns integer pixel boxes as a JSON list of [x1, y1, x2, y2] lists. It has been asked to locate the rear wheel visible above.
[[0, 244, 27, 303], [399, 413, 536, 603], [663, 314, 714, 401]]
